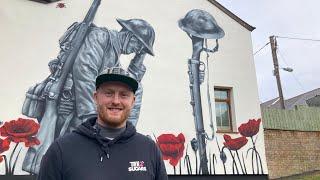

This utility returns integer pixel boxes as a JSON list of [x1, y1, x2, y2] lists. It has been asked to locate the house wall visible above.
[[264, 129, 320, 179], [0, 0, 267, 176]]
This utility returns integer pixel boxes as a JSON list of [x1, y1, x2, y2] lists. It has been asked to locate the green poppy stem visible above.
[[184, 154, 192, 174], [250, 137, 255, 174], [12, 147, 23, 174], [255, 148, 259, 174], [212, 154, 216, 175], [227, 149, 239, 174], [255, 149, 264, 174], [179, 159, 182, 175], [209, 152, 212, 175], [9, 143, 19, 174], [242, 152, 247, 174], [194, 151, 198, 175], [236, 150, 245, 174], [3, 155, 9, 175]]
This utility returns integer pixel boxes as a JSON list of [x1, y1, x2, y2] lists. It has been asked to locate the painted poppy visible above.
[[0, 118, 40, 147], [223, 134, 247, 151], [56, 3, 66, 8], [0, 138, 10, 162], [157, 133, 185, 167], [238, 119, 261, 137]]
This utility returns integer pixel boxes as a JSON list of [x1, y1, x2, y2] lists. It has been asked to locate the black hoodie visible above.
[[37, 118, 168, 180]]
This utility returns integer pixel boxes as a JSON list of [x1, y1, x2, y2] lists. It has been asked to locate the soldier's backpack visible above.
[[21, 22, 83, 120]]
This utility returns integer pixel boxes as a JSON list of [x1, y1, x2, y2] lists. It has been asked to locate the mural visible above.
[[154, 119, 264, 175], [21, 0, 155, 174], [0, 0, 267, 178], [0, 118, 40, 175], [178, 9, 225, 174]]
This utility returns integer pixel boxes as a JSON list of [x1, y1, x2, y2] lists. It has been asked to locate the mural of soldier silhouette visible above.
[[21, 0, 155, 173], [20, 6, 227, 175]]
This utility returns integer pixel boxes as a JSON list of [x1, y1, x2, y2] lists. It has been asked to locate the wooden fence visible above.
[[262, 105, 320, 131]]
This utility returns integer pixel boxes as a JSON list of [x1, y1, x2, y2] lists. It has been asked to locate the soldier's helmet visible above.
[[117, 19, 155, 56], [178, 9, 225, 39]]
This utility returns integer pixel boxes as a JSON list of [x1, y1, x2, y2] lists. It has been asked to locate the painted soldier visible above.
[[22, 18, 155, 173]]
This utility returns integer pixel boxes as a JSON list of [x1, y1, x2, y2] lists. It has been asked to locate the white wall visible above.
[[0, 0, 267, 175]]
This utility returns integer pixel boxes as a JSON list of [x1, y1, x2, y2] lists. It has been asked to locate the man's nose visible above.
[[111, 94, 120, 104]]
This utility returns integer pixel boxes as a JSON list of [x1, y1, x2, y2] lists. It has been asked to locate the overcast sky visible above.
[[217, 0, 320, 103]]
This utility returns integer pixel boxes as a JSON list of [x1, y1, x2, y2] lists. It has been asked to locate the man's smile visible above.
[[107, 107, 124, 113]]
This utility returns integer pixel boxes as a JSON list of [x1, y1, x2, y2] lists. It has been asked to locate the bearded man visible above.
[[23, 18, 155, 173], [37, 67, 168, 180]]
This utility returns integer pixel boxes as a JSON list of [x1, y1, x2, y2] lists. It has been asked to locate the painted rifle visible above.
[[22, 0, 101, 173], [41, 0, 101, 138], [178, 9, 225, 174]]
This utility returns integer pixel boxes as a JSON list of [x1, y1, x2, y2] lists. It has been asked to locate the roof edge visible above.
[[207, 0, 256, 32]]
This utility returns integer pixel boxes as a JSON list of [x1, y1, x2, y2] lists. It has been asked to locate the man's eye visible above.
[[120, 93, 130, 98], [104, 92, 113, 97]]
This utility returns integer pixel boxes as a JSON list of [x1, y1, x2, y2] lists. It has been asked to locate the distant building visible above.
[[261, 88, 320, 109]]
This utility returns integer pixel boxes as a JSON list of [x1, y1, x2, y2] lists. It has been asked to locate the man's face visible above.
[[94, 82, 135, 128], [125, 35, 144, 54]]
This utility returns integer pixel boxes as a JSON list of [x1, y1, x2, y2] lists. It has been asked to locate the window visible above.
[[214, 88, 233, 131]]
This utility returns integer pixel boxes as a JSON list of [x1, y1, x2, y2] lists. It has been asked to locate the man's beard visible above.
[[97, 105, 131, 128]]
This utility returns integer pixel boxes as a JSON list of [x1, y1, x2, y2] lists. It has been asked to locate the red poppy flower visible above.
[[223, 134, 248, 151], [0, 138, 10, 162], [0, 118, 40, 147], [238, 119, 261, 137], [56, 3, 66, 8], [157, 133, 185, 167]]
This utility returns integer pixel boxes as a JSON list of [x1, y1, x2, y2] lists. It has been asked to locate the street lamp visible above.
[[270, 35, 295, 109], [282, 67, 293, 72], [273, 67, 294, 76]]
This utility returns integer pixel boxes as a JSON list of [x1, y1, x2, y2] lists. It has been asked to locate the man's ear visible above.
[[132, 95, 136, 106], [93, 91, 98, 104]]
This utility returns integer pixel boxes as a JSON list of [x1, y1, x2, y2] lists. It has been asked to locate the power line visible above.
[[276, 36, 320, 42], [277, 47, 306, 92], [254, 42, 270, 56], [276, 48, 290, 67]]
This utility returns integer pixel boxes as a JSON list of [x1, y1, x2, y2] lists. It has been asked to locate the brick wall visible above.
[[264, 129, 320, 179]]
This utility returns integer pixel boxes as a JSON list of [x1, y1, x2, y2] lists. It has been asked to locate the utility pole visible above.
[[269, 35, 285, 109]]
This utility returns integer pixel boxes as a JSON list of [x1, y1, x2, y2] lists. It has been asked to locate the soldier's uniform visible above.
[[22, 19, 155, 173]]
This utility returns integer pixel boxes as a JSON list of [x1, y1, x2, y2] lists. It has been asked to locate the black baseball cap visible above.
[[95, 67, 138, 93]]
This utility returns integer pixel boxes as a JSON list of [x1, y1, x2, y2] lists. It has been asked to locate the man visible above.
[[23, 18, 155, 173], [37, 67, 168, 180]]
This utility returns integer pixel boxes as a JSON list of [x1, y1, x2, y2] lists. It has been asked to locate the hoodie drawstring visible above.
[[75, 118, 137, 163], [93, 132, 110, 162], [100, 145, 110, 161]]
